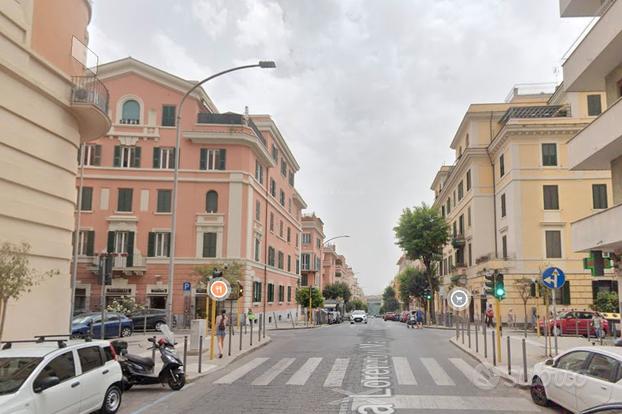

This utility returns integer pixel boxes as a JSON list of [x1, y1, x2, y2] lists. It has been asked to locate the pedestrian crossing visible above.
[[211, 355, 497, 388]]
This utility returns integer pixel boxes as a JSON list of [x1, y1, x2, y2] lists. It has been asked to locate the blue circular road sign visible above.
[[542, 267, 565, 289]]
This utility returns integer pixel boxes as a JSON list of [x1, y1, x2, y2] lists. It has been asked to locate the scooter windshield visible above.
[[158, 324, 175, 345]]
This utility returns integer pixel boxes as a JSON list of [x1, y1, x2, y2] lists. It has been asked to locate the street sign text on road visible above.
[[208, 277, 231, 301], [542, 267, 565, 289], [183, 281, 191, 292], [448, 287, 471, 311]]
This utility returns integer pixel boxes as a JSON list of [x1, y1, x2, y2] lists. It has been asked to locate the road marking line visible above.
[[286, 357, 322, 385], [351, 395, 539, 411], [324, 358, 349, 387], [252, 358, 295, 385], [392, 356, 417, 385], [129, 383, 195, 414], [420, 357, 455, 386], [213, 357, 269, 384], [448, 357, 492, 388]]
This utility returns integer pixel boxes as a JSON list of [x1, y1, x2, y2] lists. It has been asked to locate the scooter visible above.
[[112, 325, 185, 391]]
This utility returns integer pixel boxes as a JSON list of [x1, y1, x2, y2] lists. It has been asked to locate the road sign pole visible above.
[[209, 299, 216, 360], [495, 298, 502, 364], [552, 288, 558, 356]]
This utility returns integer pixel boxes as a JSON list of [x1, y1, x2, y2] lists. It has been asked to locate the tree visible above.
[[514, 277, 534, 336], [592, 291, 619, 313], [0, 242, 59, 340], [295, 287, 324, 309], [382, 286, 400, 312], [323, 282, 352, 302], [347, 299, 368, 312], [397, 267, 431, 309], [394, 203, 449, 323], [194, 261, 243, 299]]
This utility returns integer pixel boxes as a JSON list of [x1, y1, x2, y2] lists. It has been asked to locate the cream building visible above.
[[0, 0, 110, 340], [431, 87, 614, 324]]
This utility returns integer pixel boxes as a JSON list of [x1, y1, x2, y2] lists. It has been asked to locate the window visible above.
[[255, 201, 261, 221], [121, 99, 140, 124], [254, 238, 260, 262], [206, 190, 218, 213], [452, 222, 457, 237], [499, 154, 505, 177], [288, 171, 294, 186], [80, 186, 93, 211], [202, 232, 217, 258], [287, 227, 291, 243], [253, 281, 262, 302], [556, 351, 590, 372], [587, 94, 602, 116], [279, 220, 283, 238], [270, 179, 276, 197], [468, 207, 472, 227], [81, 144, 101, 166], [156, 189, 172, 213], [316, 238, 321, 249], [542, 144, 557, 166], [255, 161, 264, 184], [148, 232, 170, 257], [301, 253, 311, 271], [502, 235, 508, 259], [446, 198, 451, 214], [466, 133, 470, 148], [453, 191, 456, 207], [296, 233, 299, 247], [161, 105, 176, 126], [200, 148, 226, 170], [301, 274, 308, 286], [109, 231, 133, 255], [467, 243, 472, 267], [278, 285, 285, 302], [466, 170, 471, 191], [586, 353, 618, 382], [458, 181, 464, 201], [117, 188, 133, 212], [287, 255, 291, 272], [441, 205, 445, 218], [545, 230, 562, 258], [153, 147, 175, 169], [555, 281, 571, 306], [500, 193, 506, 217], [268, 246, 275, 266], [35, 351, 75, 385], [279, 190, 285, 206], [281, 158, 287, 177], [114, 145, 141, 168], [296, 258, 300, 274], [267, 283, 275, 302], [278, 251, 284, 269], [78, 230, 94, 256], [543, 185, 559, 210], [302, 233, 311, 244], [269, 212, 274, 232], [271, 144, 278, 161], [287, 286, 292, 302], [458, 214, 464, 235], [592, 184, 608, 209], [77, 346, 103, 373]]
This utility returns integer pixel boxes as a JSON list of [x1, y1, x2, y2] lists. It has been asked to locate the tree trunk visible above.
[[0, 297, 8, 342]]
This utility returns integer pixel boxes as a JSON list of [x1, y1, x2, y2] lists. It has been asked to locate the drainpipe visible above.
[[486, 111, 499, 260]]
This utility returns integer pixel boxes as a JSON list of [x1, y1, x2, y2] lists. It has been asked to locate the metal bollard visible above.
[[575, 318, 579, 336], [183, 336, 188, 369], [151, 336, 156, 362], [455, 319, 459, 339], [143, 315, 147, 334], [492, 331, 496, 367], [258, 314, 262, 342], [290, 312, 295, 328], [467, 319, 471, 348], [118, 320, 122, 338], [483, 325, 488, 358], [461, 320, 465, 345], [198, 336, 203, 373], [273, 312, 278, 329], [507, 335, 512, 376], [522, 338, 528, 384], [250, 319, 253, 347], [239, 321, 243, 352], [475, 320, 479, 353], [228, 318, 232, 357], [89, 322, 94, 338]]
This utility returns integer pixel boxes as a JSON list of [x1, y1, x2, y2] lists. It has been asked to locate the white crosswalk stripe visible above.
[[420, 357, 455, 386], [323, 358, 349, 387], [286, 357, 322, 385], [392, 357, 417, 385], [448, 357, 493, 388], [214, 357, 269, 384], [252, 358, 295, 385]]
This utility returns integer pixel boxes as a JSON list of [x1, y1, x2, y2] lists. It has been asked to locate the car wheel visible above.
[[154, 321, 165, 331], [100, 384, 122, 414], [120, 327, 132, 337], [530, 377, 549, 407]]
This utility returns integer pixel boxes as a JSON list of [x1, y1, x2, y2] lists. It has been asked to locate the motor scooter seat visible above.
[[126, 354, 155, 368]]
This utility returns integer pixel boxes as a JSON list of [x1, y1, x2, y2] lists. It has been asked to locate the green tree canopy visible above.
[[397, 267, 432, 307], [382, 286, 400, 312], [592, 291, 619, 313], [322, 282, 352, 302], [296, 287, 324, 308], [347, 299, 368, 312], [193, 261, 243, 299]]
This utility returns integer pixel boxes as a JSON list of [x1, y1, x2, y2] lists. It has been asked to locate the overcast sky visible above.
[[89, 0, 590, 295]]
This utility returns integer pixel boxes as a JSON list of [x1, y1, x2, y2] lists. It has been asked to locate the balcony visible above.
[[572, 202, 622, 252], [112, 254, 146, 275], [70, 74, 111, 141], [559, 0, 605, 17], [451, 235, 466, 248], [562, 0, 622, 91], [568, 97, 622, 170], [196, 112, 267, 147]]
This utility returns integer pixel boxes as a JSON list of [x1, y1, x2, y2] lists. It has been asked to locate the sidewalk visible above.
[[448, 324, 618, 387]]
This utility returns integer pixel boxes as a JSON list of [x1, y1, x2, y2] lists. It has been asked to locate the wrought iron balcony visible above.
[[196, 112, 267, 148]]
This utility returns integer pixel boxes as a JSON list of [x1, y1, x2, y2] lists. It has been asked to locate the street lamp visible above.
[[166, 61, 276, 326]]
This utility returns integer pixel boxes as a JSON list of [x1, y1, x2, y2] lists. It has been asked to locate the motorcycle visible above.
[[112, 324, 185, 391]]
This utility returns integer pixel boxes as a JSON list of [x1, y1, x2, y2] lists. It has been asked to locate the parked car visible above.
[[400, 311, 409, 323], [530, 346, 622, 413], [383, 312, 396, 321], [580, 402, 622, 413], [350, 310, 367, 324], [538, 311, 609, 337], [0, 336, 123, 414], [129, 308, 168, 331], [72, 312, 134, 338]]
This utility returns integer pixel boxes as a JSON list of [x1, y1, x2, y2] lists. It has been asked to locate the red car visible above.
[[383, 312, 396, 321], [539, 310, 609, 337]]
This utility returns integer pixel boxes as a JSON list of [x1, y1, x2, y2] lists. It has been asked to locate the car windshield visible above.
[[0, 357, 42, 395]]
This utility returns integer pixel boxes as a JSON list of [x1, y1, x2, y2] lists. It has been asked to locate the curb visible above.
[[449, 337, 530, 389], [185, 337, 272, 383], [424, 325, 456, 331], [268, 326, 318, 331]]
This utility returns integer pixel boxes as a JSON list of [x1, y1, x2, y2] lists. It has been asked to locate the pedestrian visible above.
[[415, 308, 424, 329], [247, 308, 256, 326], [592, 313, 603, 340], [215, 309, 228, 358], [408, 311, 416, 329], [530, 307, 537, 330], [485, 304, 494, 328], [507, 308, 515, 329]]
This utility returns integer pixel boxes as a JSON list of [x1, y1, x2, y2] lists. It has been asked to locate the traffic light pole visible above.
[[495, 298, 501, 363]]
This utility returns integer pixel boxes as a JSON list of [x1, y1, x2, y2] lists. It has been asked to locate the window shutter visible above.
[[166, 232, 171, 256], [147, 232, 155, 257], [107, 231, 115, 253], [126, 232, 134, 267], [218, 149, 226, 170], [86, 231, 95, 256], [131, 147, 141, 168], [94, 145, 102, 166], [171, 148, 176, 169], [203, 233, 217, 257], [153, 147, 161, 168], [562, 281, 571, 305], [200, 148, 207, 170], [113, 146, 121, 167]]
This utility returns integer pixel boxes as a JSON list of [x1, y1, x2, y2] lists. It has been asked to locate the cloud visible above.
[[192, 0, 229, 38]]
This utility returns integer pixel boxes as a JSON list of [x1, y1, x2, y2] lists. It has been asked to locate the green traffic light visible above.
[[495, 287, 505, 296]]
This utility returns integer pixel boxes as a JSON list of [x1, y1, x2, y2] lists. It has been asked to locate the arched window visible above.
[[206, 191, 218, 213], [121, 100, 140, 124]]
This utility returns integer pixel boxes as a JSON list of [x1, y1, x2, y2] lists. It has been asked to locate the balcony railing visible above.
[[71, 74, 109, 115], [499, 105, 569, 125], [196, 112, 267, 148], [451, 235, 466, 248]]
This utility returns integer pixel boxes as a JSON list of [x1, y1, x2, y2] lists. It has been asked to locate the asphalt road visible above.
[[119, 318, 562, 414]]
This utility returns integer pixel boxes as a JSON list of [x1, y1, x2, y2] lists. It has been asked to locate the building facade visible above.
[[300, 214, 325, 290], [0, 0, 110, 340], [73, 58, 305, 326]]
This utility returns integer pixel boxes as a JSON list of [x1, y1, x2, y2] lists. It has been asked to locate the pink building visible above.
[[322, 243, 338, 288], [300, 214, 325, 290], [73, 58, 306, 325]]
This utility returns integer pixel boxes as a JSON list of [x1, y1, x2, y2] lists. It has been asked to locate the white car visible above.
[[350, 310, 367, 324], [0, 336, 123, 414], [530, 346, 622, 413]]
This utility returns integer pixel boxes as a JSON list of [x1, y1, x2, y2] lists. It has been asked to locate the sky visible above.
[[89, 0, 590, 296]]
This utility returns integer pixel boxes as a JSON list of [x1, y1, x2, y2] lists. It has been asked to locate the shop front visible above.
[[146, 285, 168, 310]]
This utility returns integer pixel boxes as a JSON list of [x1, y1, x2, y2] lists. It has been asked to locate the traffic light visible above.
[[484, 270, 495, 296], [494, 273, 505, 300], [424, 288, 432, 301], [238, 281, 244, 297]]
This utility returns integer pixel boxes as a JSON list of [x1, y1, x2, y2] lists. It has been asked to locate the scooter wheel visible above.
[[168, 370, 185, 391]]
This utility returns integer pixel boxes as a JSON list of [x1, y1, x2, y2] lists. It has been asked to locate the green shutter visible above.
[[147, 232, 155, 257], [86, 231, 95, 256], [153, 147, 161, 168], [94, 145, 102, 166], [113, 146, 121, 167], [131, 147, 141, 168], [166, 232, 171, 256], [200, 148, 207, 170], [107, 231, 115, 253], [126, 232, 134, 267], [218, 149, 226, 170], [203, 233, 217, 257], [562, 281, 571, 305]]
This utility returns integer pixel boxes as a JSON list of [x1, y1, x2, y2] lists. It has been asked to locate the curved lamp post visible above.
[[166, 61, 276, 326]]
